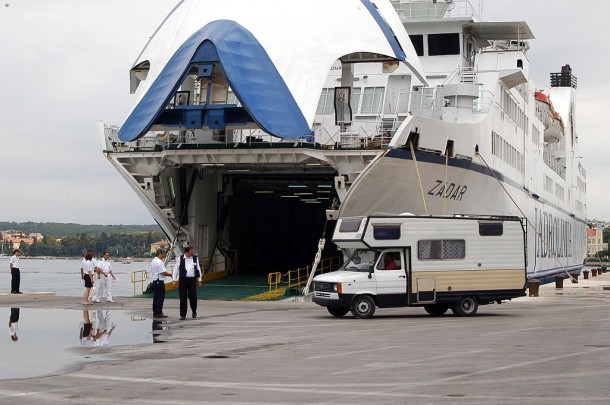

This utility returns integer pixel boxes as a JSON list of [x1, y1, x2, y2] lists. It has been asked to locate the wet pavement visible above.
[[0, 307, 153, 379], [0, 273, 610, 403]]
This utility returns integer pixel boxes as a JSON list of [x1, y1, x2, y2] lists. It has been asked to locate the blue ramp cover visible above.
[[119, 20, 311, 142]]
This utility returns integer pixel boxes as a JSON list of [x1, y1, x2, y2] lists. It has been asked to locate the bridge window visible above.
[[428, 33, 460, 56], [409, 35, 424, 56], [360, 87, 385, 114], [316, 88, 335, 115]]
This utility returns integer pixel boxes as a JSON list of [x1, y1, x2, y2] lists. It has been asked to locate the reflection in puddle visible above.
[[80, 309, 117, 347], [1, 307, 156, 380]]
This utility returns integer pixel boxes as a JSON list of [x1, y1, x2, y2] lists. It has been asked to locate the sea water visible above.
[[0, 257, 159, 297]]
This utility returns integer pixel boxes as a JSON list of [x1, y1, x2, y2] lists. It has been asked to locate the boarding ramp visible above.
[[132, 254, 340, 301], [250, 257, 342, 301]]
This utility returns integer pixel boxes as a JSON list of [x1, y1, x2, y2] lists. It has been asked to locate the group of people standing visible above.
[[151, 245, 202, 320], [6, 245, 202, 321], [81, 250, 117, 305]]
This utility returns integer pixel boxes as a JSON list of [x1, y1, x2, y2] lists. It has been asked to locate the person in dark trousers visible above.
[[150, 248, 172, 319], [172, 246, 202, 320], [9, 249, 22, 294], [9, 307, 19, 341]]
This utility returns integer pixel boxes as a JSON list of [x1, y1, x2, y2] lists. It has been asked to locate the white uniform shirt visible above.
[[150, 257, 167, 281], [80, 257, 100, 273], [99, 258, 112, 275], [82, 260, 94, 276], [9, 322, 18, 337], [173, 255, 201, 281], [9, 255, 19, 269]]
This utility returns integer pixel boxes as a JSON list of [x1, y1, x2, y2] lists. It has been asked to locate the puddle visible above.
[[0, 307, 157, 380]]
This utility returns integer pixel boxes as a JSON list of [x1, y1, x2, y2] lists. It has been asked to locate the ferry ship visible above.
[[100, 0, 586, 281]]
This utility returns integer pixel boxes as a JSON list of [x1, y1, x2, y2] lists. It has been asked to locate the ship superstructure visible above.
[[100, 0, 586, 280]]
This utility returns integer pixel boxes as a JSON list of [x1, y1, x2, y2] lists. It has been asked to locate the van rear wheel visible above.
[[451, 296, 478, 317], [327, 306, 350, 317], [424, 304, 449, 316], [351, 295, 376, 319]]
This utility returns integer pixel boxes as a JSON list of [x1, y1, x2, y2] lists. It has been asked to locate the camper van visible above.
[[312, 215, 527, 318]]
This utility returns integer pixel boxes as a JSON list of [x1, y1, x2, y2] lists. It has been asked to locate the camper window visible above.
[[373, 225, 401, 240], [377, 251, 401, 270], [479, 222, 503, 236], [339, 217, 363, 233], [418, 239, 465, 260]]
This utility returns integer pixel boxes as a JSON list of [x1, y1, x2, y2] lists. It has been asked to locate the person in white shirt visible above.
[[82, 251, 95, 305], [80, 309, 95, 346], [90, 255, 102, 302], [95, 309, 115, 346], [150, 248, 172, 318], [172, 245, 202, 320], [9, 307, 19, 341], [9, 249, 22, 294], [94, 251, 117, 302]]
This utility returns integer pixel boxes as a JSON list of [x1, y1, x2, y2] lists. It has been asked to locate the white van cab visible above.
[[312, 215, 527, 318]]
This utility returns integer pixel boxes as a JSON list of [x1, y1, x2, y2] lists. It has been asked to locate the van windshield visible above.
[[342, 249, 379, 272]]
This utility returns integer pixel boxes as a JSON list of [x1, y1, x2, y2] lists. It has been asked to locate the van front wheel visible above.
[[451, 296, 478, 317], [327, 306, 350, 317], [351, 295, 376, 319]]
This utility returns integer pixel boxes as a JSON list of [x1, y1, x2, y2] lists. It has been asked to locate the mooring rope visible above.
[[444, 151, 449, 215], [410, 141, 428, 215]]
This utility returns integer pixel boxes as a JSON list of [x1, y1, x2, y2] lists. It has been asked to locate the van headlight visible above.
[[332, 283, 338, 292]]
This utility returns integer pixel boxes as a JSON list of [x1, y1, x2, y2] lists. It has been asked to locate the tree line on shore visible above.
[[2, 222, 165, 258]]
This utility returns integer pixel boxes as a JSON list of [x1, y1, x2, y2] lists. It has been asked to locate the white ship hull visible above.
[[340, 149, 586, 279], [101, 0, 586, 281]]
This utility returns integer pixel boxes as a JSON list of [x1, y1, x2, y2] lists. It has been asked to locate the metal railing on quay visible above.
[[267, 256, 341, 296], [131, 269, 149, 296]]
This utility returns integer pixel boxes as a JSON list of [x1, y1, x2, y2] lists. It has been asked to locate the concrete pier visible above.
[[2, 274, 610, 404]]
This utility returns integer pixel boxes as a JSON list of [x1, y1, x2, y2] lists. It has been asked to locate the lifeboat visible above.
[[546, 111, 565, 143], [535, 90, 564, 143]]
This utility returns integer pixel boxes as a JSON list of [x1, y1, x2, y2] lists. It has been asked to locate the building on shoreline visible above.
[[586, 227, 607, 257]]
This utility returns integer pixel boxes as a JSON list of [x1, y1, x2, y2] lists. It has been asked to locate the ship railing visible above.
[[409, 86, 492, 117], [391, 0, 479, 21], [102, 123, 170, 153], [320, 118, 402, 149], [543, 154, 567, 179]]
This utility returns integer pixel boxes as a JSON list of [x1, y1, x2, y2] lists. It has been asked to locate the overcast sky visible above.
[[0, 0, 608, 225]]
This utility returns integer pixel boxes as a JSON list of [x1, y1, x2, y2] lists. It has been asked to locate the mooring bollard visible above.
[[583, 270, 589, 279], [592, 269, 598, 277], [602, 266, 608, 272], [570, 272, 578, 283], [528, 279, 541, 297], [554, 275, 564, 289]]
